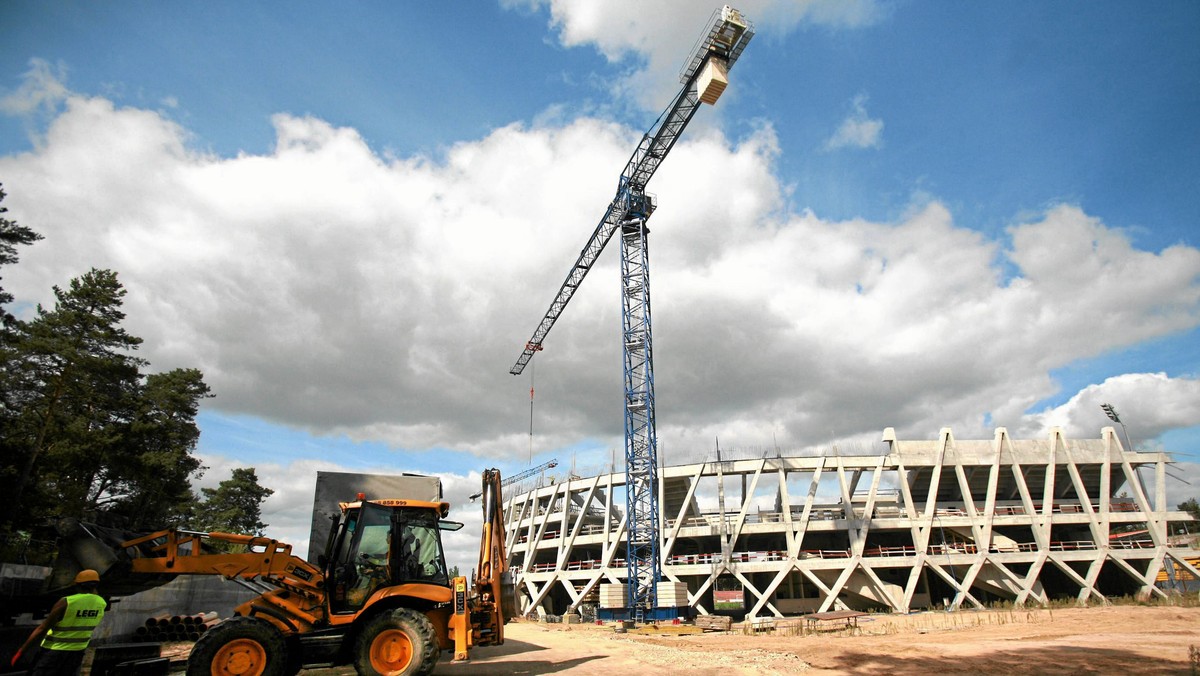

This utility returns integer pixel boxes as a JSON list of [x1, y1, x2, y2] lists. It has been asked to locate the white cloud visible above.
[[508, 0, 885, 58], [2, 67, 1199, 479], [1024, 373, 1200, 443], [825, 93, 883, 150], [503, 0, 887, 110], [0, 58, 69, 118]]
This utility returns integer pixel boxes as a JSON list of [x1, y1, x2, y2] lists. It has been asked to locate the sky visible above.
[[1, 0, 1198, 570]]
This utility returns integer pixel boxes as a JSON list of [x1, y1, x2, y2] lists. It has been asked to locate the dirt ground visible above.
[[302, 604, 1200, 675]]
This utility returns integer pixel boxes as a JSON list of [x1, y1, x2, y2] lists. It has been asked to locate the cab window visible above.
[[394, 516, 448, 585]]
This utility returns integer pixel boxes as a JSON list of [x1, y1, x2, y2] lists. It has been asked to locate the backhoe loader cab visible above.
[[321, 499, 456, 613]]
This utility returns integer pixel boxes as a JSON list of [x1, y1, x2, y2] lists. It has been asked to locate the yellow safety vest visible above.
[[42, 593, 106, 651]]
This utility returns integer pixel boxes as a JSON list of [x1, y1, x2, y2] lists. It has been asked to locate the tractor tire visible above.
[[187, 616, 288, 676], [353, 608, 439, 676]]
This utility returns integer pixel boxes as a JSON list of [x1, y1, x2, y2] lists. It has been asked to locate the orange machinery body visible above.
[[115, 485, 510, 670]]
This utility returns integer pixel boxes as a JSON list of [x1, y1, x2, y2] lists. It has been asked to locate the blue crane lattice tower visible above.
[[511, 6, 754, 619], [620, 209, 659, 619]]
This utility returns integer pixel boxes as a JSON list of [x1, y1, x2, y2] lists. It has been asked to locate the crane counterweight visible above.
[[698, 58, 729, 104]]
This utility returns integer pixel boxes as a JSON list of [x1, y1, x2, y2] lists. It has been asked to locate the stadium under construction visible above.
[[502, 426, 1199, 620]]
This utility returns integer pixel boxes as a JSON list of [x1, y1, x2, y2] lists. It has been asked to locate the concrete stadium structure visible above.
[[503, 427, 1199, 619]]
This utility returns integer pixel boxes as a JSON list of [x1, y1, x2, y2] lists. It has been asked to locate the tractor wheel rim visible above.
[[370, 628, 415, 673], [213, 637, 267, 675]]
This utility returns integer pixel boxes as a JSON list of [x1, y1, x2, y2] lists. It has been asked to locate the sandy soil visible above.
[[380, 605, 1200, 676]]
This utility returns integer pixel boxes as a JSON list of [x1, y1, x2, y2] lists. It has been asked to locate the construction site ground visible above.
[[299, 604, 1199, 675]]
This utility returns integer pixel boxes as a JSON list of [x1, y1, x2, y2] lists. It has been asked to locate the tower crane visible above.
[[510, 6, 754, 620]]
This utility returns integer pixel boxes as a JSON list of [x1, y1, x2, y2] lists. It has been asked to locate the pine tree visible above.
[[2, 268, 212, 532], [106, 368, 212, 529], [4, 269, 145, 523], [0, 184, 43, 329], [0, 187, 212, 542], [1178, 498, 1200, 522], [193, 467, 276, 536]]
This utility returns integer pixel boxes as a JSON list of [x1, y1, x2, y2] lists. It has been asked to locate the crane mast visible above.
[[510, 6, 754, 620]]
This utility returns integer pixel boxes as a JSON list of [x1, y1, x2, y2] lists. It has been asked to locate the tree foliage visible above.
[[6, 269, 148, 519], [0, 184, 43, 329], [191, 467, 275, 536], [0, 185, 279, 555], [113, 368, 212, 527], [1178, 498, 1200, 522], [0, 192, 217, 535], [1, 268, 213, 531]]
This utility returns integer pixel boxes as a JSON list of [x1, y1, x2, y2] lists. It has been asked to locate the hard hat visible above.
[[74, 570, 100, 584]]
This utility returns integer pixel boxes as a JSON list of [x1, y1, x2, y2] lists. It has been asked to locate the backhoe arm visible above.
[[121, 529, 325, 598], [476, 468, 509, 622], [450, 468, 512, 661]]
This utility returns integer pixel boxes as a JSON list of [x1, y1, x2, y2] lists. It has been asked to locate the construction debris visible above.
[[694, 615, 732, 632], [628, 624, 704, 636]]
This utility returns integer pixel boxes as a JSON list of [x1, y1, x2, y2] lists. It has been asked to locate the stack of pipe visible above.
[[133, 612, 220, 642]]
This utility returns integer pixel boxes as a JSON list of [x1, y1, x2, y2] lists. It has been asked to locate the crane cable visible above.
[[525, 342, 543, 465], [528, 358, 535, 464]]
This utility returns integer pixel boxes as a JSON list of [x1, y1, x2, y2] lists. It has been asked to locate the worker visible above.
[[12, 569, 107, 675], [347, 525, 392, 607]]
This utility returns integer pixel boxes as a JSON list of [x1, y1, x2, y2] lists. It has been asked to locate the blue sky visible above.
[[6, 1, 1197, 244], [2, 1, 1198, 560]]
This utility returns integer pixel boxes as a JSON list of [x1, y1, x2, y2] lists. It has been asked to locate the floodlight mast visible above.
[[509, 7, 754, 621], [1101, 403, 1135, 451]]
